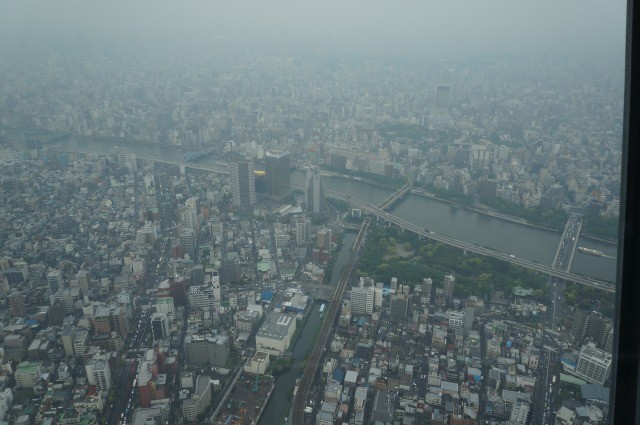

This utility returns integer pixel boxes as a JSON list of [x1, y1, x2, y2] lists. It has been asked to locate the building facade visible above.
[[231, 158, 256, 208], [305, 166, 324, 214], [265, 150, 291, 199]]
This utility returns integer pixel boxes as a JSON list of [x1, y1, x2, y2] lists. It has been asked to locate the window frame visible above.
[[611, 0, 640, 422]]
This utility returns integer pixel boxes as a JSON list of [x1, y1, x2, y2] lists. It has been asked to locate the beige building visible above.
[[244, 351, 270, 375], [255, 312, 296, 357], [15, 361, 42, 388]]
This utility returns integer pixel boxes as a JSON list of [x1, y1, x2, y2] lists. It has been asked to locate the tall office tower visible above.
[[8, 291, 26, 317], [316, 228, 332, 250], [151, 313, 169, 340], [422, 278, 433, 303], [295, 216, 310, 246], [180, 197, 199, 230], [180, 228, 197, 260], [191, 265, 205, 286], [265, 150, 291, 199], [443, 275, 455, 304], [231, 158, 256, 208], [390, 294, 409, 320], [47, 269, 63, 294], [305, 166, 325, 214]]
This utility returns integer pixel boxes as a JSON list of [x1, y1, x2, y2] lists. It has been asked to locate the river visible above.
[[259, 233, 357, 425], [52, 137, 617, 282], [291, 170, 617, 283]]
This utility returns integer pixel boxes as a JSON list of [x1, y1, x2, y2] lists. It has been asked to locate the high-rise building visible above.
[[151, 313, 169, 341], [191, 265, 205, 286], [305, 166, 324, 214], [575, 342, 613, 385], [571, 309, 614, 350], [61, 326, 76, 357], [180, 228, 197, 259], [443, 275, 455, 304], [390, 294, 409, 320], [184, 334, 230, 367], [94, 305, 127, 338], [182, 376, 212, 422], [47, 269, 63, 294], [85, 355, 112, 392], [295, 216, 310, 246], [231, 158, 256, 208], [351, 285, 375, 315], [509, 400, 530, 425], [179, 197, 198, 230], [8, 291, 26, 317], [422, 278, 433, 304], [316, 228, 332, 250], [464, 306, 475, 332], [448, 310, 465, 333], [265, 150, 291, 199]]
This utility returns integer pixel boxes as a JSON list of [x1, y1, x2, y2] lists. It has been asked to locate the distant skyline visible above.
[[0, 0, 627, 56]]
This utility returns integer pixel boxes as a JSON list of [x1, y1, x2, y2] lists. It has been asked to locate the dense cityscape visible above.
[[0, 2, 627, 425]]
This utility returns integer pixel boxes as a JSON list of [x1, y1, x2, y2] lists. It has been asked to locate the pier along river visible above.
[[52, 136, 617, 283]]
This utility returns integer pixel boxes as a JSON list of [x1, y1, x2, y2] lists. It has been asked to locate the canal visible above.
[[259, 233, 357, 425]]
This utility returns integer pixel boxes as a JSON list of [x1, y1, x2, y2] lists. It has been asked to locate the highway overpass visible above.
[[327, 190, 615, 293]]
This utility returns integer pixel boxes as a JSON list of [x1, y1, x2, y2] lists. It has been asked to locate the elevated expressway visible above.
[[53, 148, 614, 293], [327, 189, 614, 293]]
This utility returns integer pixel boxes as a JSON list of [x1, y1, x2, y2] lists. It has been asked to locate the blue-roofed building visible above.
[[261, 289, 274, 302], [333, 368, 345, 384]]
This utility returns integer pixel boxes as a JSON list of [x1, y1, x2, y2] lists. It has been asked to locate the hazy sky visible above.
[[0, 0, 628, 55]]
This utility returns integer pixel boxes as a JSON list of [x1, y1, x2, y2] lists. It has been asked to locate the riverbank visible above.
[[406, 187, 619, 245], [407, 188, 560, 233]]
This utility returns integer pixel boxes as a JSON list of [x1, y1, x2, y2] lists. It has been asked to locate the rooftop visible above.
[[257, 312, 295, 341]]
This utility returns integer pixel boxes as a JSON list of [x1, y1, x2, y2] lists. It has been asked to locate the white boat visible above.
[[578, 246, 603, 256]]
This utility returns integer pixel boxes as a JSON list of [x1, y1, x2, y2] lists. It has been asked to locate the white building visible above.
[[448, 310, 465, 332], [351, 285, 374, 315], [155, 297, 175, 322], [182, 375, 212, 422], [255, 312, 296, 356], [244, 351, 270, 375], [509, 400, 530, 425], [180, 197, 199, 229], [295, 216, 310, 246], [354, 387, 368, 412], [85, 355, 112, 392], [575, 343, 613, 385], [14, 361, 42, 388]]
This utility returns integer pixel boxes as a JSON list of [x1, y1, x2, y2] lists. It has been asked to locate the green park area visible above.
[[356, 223, 616, 318]]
